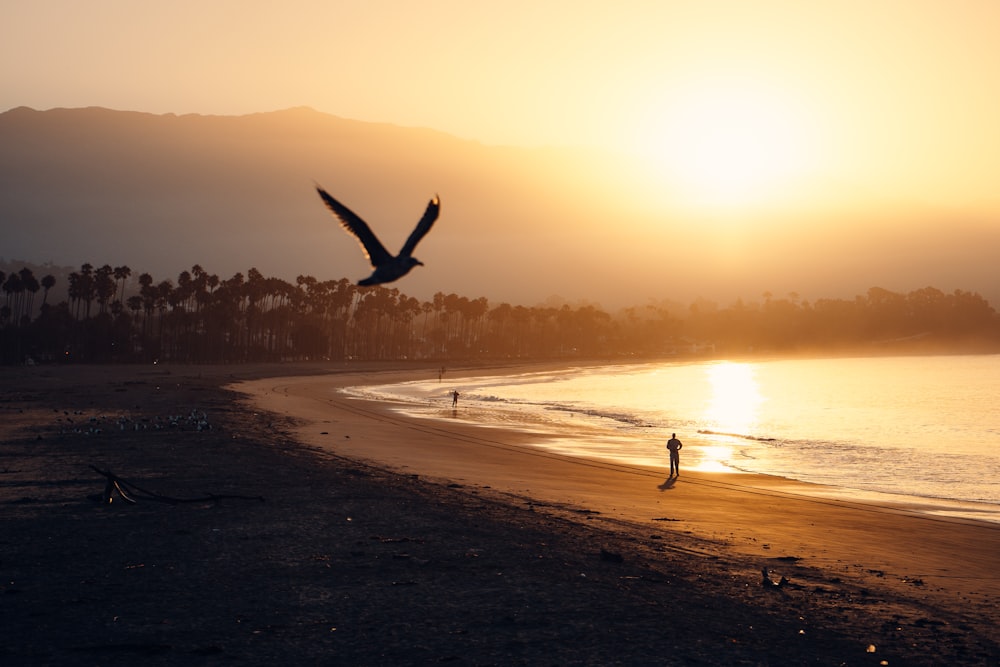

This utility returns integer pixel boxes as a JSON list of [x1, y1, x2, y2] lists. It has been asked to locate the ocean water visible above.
[[342, 354, 1000, 521]]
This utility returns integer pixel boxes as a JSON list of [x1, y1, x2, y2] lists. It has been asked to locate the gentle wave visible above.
[[341, 355, 1000, 521]]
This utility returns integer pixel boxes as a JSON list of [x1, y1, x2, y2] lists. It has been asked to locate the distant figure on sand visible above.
[[666, 433, 683, 476], [452, 390, 460, 407]]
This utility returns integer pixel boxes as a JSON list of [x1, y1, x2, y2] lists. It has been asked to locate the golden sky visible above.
[[5, 1, 1000, 209], [3, 1, 1000, 305]]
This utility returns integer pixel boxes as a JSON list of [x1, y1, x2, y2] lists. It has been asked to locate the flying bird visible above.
[[316, 186, 440, 286]]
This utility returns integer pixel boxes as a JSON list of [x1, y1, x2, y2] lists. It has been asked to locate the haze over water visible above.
[[345, 354, 1000, 523]]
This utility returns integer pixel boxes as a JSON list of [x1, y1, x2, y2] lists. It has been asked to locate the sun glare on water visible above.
[[703, 362, 763, 436], [688, 361, 764, 472]]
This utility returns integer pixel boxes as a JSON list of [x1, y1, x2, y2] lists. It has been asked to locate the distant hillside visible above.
[[0, 106, 652, 307], [3, 106, 999, 309]]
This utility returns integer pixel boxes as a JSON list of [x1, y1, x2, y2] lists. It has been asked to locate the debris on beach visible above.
[[761, 567, 789, 589], [56, 408, 213, 437], [89, 465, 264, 505]]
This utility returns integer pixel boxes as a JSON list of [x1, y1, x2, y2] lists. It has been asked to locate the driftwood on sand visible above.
[[90, 465, 265, 505]]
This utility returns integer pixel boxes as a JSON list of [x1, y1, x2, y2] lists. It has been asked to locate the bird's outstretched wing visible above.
[[316, 187, 393, 267], [399, 195, 441, 259]]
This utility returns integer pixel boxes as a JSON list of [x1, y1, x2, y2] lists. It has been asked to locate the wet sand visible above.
[[244, 367, 1000, 613], [2, 362, 999, 665]]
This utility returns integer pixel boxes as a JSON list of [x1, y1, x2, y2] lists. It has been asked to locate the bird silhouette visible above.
[[316, 186, 440, 286]]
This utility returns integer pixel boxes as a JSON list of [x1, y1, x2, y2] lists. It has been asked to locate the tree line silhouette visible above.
[[2, 262, 998, 365]]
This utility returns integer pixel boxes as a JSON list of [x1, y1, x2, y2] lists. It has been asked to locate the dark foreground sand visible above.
[[1, 362, 998, 666]]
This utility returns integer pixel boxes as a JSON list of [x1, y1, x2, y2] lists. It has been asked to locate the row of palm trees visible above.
[[2, 262, 999, 365]]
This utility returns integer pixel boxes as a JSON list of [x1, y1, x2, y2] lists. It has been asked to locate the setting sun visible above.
[[5, 1, 1000, 309], [640, 80, 819, 211]]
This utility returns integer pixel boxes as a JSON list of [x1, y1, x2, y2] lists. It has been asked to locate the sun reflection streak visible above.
[[690, 444, 737, 472], [704, 362, 763, 437]]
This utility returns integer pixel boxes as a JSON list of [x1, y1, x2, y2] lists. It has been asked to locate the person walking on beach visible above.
[[666, 433, 683, 476], [452, 390, 460, 407]]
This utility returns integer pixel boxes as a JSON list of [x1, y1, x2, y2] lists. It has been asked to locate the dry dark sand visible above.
[[1, 362, 998, 666]]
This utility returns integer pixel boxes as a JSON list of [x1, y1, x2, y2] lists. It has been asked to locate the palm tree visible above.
[[486, 302, 513, 356], [136, 273, 155, 342], [95, 265, 115, 315], [465, 297, 489, 352], [40, 274, 56, 308], [67, 270, 81, 320], [19, 268, 40, 323], [79, 264, 96, 319], [154, 279, 174, 356], [2, 272, 22, 324], [113, 265, 131, 304]]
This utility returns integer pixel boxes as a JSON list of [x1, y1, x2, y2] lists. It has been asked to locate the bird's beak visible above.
[[416, 260, 424, 266]]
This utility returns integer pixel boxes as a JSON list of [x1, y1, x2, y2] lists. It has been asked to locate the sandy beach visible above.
[[2, 362, 999, 665]]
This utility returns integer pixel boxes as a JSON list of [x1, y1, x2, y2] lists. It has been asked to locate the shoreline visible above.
[[3, 362, 999, 664], [288, 363, 1000, 525], [239, 366, 1000, 599]]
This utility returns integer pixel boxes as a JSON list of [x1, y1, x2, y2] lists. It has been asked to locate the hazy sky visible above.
[[3, 1, 1000, 305], [5, 2, 1000, 210]]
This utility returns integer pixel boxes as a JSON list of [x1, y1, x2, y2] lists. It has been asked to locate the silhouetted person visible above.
[[666, 433, 683, 476], [452, 390, 460, 407]]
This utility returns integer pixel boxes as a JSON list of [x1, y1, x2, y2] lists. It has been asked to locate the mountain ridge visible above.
[[3, 106, 998, 309], [1, 105, 667, 307]]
